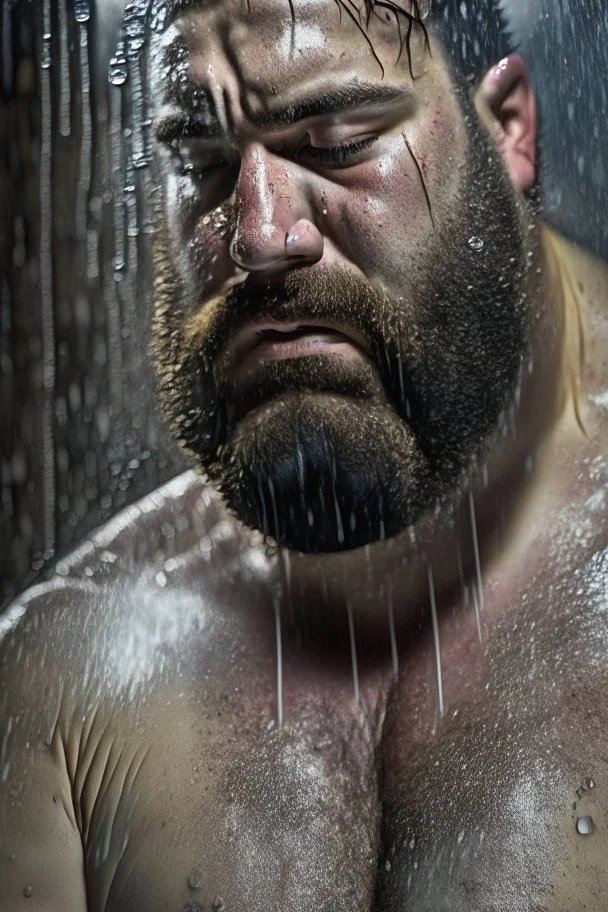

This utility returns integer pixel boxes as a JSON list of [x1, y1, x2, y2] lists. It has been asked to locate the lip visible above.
[[228, 320, 372, 381]]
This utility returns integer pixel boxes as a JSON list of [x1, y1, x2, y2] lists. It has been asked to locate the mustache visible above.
[[182, 266, 413, 407]]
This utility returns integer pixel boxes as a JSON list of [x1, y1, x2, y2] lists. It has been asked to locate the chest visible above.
[[81, 543, 608, 912], [375, 537, 608, 912], [81, 682, 385, 912]]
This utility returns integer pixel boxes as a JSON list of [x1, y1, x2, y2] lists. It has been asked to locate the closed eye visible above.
[[293, 135, 378, 168], [168, 134, 379, 180]]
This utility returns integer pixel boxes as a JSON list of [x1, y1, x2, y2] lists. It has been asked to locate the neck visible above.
[[280, 223, 589, 655]]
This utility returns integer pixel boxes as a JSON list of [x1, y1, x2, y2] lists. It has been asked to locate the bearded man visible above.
[[2, 0, 608, 909]]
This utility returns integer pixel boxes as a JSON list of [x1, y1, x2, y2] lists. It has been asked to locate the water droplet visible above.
[[468, 236, 484, 252], [109, 55, 128, 86], [384, 859, 392, 872], [41, 34, 52, 70], [586, 777, 595, 789], [74, 0, 90, 23], [576, 815, 595, 836], [132, 152, 151, 170], [188, 866, 204, 891], [23, 886, 32, 898], [122, 5, 147, 56]]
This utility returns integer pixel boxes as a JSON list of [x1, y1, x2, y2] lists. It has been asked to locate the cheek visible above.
[[323, 148, 432, 279], [188, 204, 236, 288], [324, 103, 466, 281], [419, 97, 468, 199], [165, 179, 236, 305]]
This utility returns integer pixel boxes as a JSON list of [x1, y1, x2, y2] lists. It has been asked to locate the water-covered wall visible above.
[[506, 0, 607, 260]]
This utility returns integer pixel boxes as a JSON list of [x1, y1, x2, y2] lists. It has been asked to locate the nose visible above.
[[229, 144, 324, 274]]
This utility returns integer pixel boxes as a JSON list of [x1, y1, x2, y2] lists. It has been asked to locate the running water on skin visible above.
[[469, 489, 484, 640], [274, 595, 284, 729], [347, 600, 360, 705], [428, 564, 445, 718], [387, 583, 399, 679]]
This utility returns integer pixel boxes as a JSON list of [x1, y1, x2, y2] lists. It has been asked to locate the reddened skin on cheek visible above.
[[174, 200, 238, 304]]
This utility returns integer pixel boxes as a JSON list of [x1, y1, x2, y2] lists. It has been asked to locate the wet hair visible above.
[[429, 0, 514, 83], [127, 0, 513, 84], [328, 0, 514, 85]]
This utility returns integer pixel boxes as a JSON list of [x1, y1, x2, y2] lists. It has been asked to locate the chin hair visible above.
[[210, 392, 438, 554]]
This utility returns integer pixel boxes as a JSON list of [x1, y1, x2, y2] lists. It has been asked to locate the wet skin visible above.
[[3, 1, 608, 910], [2, 312, 608, 912]]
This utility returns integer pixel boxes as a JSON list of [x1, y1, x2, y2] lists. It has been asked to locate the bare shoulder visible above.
[[0, 473, 275, 911], [550, 233, 608, 536], [559, 233, 608, 301], [559, 234, 608, 388], [1, 470, 275, 719]]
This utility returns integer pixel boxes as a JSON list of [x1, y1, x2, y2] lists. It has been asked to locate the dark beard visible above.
[[152, 113, 531, 553]]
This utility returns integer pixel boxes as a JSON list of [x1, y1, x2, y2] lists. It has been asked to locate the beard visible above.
[[152, 111, 532, 554]]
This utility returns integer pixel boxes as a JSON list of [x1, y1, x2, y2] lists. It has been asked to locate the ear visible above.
[[475, 55, 538, 194]]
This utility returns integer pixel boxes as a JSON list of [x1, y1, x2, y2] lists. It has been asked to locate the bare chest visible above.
[[80, 675, 385, 912], [376, 516, 608, 911], [80, 506, 608, 912]]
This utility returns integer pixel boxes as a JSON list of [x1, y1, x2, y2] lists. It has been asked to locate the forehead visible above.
[[151, 0, 433, 104], [165, 0, 408, 38]]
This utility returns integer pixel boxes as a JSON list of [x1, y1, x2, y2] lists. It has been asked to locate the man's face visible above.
[[151, 0, 531, 553]]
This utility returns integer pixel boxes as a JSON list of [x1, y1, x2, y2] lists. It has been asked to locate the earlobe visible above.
[[475, 55, 538, 194]]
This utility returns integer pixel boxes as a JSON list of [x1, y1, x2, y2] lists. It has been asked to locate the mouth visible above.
[[229, 320, 371, 385]]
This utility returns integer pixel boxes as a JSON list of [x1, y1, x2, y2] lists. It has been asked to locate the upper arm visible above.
[[0, 589, 88, 911]]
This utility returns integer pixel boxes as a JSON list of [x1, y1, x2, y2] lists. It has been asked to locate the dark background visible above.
[[1, 0, 606, 610]]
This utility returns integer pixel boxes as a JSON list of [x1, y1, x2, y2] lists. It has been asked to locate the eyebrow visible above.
[[155, 81, 412, 144]]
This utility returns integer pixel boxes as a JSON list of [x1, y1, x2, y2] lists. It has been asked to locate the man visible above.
[[1, 0, 607, 909]]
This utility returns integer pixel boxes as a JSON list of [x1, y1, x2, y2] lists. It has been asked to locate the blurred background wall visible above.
[[0, 0, 185, 608], [0, 0, 606, 609]]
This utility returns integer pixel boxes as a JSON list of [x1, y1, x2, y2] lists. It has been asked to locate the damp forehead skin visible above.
[[150, 0, 469, 305]]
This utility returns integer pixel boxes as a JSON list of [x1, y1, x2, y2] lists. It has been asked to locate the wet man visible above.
[[2, 0, 608, 909]]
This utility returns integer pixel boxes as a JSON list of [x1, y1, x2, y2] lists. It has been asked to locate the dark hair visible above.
[[349, 1, 513, 83], [430, 0, 514, 82], [127, 0, 512, 80]]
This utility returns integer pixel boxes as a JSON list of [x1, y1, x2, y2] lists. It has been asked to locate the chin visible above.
[[204, 391, 436, 554]]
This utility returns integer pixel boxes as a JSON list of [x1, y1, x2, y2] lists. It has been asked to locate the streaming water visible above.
[[468, 490, 484, 641], [347, 600, 360, 705], [427, 564, 445, 718], [58, 0, 71, 137], [274, 595, 284, 728], [40, 0, 56, 557], [387, 584, 399, 679], [76, 12, 93, 242]]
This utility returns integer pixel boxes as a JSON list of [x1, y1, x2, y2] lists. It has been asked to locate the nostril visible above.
[[283, 219, 324, 262], [229, 215, 323, 272]]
